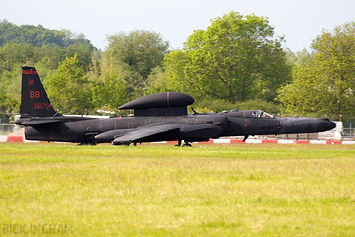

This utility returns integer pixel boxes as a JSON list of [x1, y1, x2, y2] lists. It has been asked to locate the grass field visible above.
[[0, 143, 355, 236]]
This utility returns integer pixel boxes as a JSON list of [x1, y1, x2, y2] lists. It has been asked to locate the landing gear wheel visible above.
[[83, 133, 98, 146], [182, 142, 193, 147]]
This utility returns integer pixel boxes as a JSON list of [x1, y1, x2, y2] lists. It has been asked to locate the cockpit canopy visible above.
[[230, 109, 239, 112], [227, 110, 274, 119], [248, 110, 274, 118]]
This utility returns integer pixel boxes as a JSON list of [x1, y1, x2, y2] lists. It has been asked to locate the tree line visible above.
[[1, 13, 355, 123]]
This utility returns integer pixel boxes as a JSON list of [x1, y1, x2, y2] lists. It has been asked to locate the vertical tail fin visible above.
[[20, 66, 59, 118]]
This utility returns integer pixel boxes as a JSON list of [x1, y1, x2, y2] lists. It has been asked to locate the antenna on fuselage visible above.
[[191, 107, 199, 114]]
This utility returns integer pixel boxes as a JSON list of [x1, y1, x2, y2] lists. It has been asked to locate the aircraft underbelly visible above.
[[182, 124, 223, 141], [95, 129, 135, 143], [25, 122, 85, 142]]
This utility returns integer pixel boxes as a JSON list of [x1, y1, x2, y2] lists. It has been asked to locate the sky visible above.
[[1, 0, 354, 52]]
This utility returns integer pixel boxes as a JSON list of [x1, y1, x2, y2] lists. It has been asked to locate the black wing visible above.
[[111, 123, 223, 145], [112, 124, 180, 145]]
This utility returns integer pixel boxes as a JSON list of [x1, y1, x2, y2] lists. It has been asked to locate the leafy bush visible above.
[[193, 99, 282, 115]]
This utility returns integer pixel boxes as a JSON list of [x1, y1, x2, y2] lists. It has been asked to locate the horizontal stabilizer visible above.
[[18, 119, 62, 125]]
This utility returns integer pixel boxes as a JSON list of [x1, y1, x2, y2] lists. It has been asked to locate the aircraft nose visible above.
[[283, 117, 337, 134], [329, 119, 336, 130], [319, 118, 336, 130], [308, 118, 336, 133]]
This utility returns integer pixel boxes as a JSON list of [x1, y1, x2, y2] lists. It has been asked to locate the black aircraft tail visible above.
[[20, 66, 59, 118]]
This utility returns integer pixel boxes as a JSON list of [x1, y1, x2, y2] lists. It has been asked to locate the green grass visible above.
[[0, 143, 355, 236]]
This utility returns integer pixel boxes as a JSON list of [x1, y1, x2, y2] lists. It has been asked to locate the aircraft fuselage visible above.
[[21, 112, 335, 144]]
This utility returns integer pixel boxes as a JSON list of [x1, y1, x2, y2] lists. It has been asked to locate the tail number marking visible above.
[[34, 103, 50, 109], [30, 91, 41, 98]]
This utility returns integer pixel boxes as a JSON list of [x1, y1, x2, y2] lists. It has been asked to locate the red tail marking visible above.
[[28, 79, 35, 86], [22, 70, 37, 74]]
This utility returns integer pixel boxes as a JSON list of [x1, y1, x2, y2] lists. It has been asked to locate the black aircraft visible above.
[[15, 66, 336, 146]]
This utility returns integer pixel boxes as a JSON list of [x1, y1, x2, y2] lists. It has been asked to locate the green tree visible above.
[[0, 20, 96, 74], [91, 66, 127, 113], [144, 66, 172, 95], [0, 65, 21, 122], [34, 56, 53, 84], [277, 64, 331, 115], [0, 43, 43, 73], [164, 12, 291, 103], [0, 20, 96, 49], [45, 54, 92, 114], [0, 63, 21, 122], [0, 91, 18, 123], [0, 64, 22, 104], [105, 30, 169, 98], [313, 22, 355, 114], [194, 98, 281, 114], [285, 48, 315, 67], [0, 42, 94, 76], [65, 42, 94, 70], [278, 22, 355, 115]]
